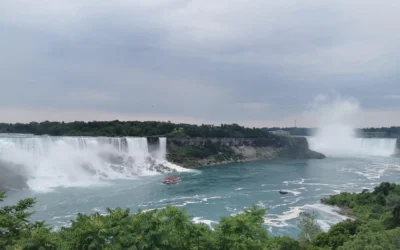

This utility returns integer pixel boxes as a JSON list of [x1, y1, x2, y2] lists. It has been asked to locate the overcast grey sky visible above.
[[0, 0, 399, 127]]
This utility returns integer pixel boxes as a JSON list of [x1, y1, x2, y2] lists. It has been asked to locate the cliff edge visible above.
[[165, 137, 325, 168]]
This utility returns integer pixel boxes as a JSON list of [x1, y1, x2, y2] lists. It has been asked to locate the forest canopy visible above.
[[1, 121, 399, 138], [0, 121, 280, 138]]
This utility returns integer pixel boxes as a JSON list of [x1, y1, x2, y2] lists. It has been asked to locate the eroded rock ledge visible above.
[[164, 137, 325, 168]]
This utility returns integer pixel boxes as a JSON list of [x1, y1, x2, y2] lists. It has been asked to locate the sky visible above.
[[0, 0, 399, 128]]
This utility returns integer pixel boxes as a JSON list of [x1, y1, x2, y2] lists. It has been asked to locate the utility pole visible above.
[[294, 120, 297, 128]]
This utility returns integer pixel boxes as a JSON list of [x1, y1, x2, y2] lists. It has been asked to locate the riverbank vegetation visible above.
[[167, 140, 243, 166], [1, 182, 400, 249], [0, 121, 279, 138]]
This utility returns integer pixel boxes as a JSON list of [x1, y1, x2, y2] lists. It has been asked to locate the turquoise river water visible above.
[[2, 152, 400, 239]]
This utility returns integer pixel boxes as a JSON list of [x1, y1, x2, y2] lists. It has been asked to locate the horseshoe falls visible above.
[[307, 137, 398, 157]]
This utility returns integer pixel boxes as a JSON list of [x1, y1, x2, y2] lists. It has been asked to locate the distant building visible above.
[[270, 130, 290, 136]]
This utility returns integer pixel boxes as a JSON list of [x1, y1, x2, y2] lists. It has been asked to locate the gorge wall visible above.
[[163, 137, 325, 168]]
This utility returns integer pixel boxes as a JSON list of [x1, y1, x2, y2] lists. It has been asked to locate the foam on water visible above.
[[285, 190, 302, 196], [192, 217, 218, 228], [265, 207, 303, 228], [302, 204, 350, 231], [264, 203, 349, 230]]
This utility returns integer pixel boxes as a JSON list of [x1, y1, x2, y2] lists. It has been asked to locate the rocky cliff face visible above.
[[166, 137, 325, 168]]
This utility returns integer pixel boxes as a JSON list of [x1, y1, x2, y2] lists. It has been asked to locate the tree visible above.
[[267, 236, 300, 250], [386, 204, 400, 229], [2, 182, 400, 250], [312, 220, 361, 250], [0, 191, 56, 249], [338, 227, 400, 250], [298, 212, 323, 248], [373, 182, 392, 196], [0, 121, 280, 139], [214, 205, 269, 250]]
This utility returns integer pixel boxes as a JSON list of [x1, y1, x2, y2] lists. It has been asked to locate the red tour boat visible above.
[[162, 176, 181, 184]]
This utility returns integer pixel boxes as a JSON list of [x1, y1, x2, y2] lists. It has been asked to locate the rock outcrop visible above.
[[166, 137, 325, 168]]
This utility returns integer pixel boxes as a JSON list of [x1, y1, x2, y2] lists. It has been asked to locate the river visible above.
[[1, 134, 399, 239]]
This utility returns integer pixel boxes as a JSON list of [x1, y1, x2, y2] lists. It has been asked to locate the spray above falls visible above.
[[0, 135, 189, 192], [306, 95, 397, 157]]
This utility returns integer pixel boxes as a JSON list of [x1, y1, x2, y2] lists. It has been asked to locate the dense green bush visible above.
[[320, 182, 400, 249], [338, 227, 400, 250], [312, 220, 361, 250]]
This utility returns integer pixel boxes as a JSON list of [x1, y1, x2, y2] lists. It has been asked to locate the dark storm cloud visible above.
[[0, 0, 399, 126]]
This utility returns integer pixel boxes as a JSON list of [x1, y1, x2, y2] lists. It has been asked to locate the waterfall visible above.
[[0, 134, 186, 192], [158, 137, 167, 160], [126, 137, 150, 156], [302, 94, 398, 158], [307, 137, 398, 157]]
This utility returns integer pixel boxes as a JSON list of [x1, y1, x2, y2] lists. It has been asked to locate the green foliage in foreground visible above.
[[1, 183, 400, 249], [326, 182, 400, 229]]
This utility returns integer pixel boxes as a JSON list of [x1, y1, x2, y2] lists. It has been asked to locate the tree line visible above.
[[362, 126, 400, 137], [0, 121, 280, 138], [1, 120, 398, 138], [1, 182, 400, 249], [262, 127, 315, 136]]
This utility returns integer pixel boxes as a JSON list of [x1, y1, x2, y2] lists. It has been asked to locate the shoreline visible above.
[[320, 198, 357, 220], [169, 156, 276, 169], [170, 156, 323, 169], [335, 207, 357, 220]]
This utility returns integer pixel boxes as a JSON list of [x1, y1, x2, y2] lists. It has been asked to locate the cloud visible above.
[[0, 0, 399, 127], [384, 95, 400, 100]]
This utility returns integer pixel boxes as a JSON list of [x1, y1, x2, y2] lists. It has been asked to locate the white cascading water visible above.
[[308, 136, 397, 157], [0, 134, 188, 192], [306, 95, 397, 157], [158, 137, 167, 161]]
